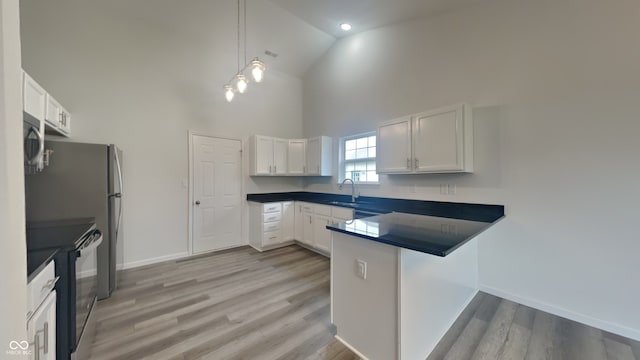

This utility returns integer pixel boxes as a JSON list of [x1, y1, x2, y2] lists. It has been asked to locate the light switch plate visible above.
[[356, 259, 367, 280]]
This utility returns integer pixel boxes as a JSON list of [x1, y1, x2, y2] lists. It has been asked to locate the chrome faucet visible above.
[[339, 178, 359, 203]]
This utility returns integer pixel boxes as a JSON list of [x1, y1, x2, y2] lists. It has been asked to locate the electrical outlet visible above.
[[448, 184, 456, 195], [355, 259, 367, 280]]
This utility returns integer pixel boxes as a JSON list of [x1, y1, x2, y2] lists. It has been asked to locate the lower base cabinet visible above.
[[250, 200, 353, 256], [27, 291, 56, 360], [26, 261, 57, 360], [313, 214, 332, 253], [249, 202, 294, 251]]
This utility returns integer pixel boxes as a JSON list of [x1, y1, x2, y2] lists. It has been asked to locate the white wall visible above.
[[0, 0, 27, 350], [19, 0, 314, 267], [303, 0, 640, 339]]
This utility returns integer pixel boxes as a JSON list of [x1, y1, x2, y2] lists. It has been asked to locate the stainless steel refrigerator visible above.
[[25, 141, 123, 300]]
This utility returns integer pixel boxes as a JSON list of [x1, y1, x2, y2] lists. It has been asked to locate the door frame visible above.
[[187, 130, 244, 255]]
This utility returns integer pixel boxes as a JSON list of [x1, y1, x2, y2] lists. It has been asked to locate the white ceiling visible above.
[[268, 0, 484, 37], [69, 0, 484, 78]]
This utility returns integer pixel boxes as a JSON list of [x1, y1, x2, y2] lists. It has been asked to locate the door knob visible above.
[[195, 201, 201, 205]]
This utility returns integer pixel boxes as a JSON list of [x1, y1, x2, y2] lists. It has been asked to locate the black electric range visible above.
[[27, 218, 101, 360]]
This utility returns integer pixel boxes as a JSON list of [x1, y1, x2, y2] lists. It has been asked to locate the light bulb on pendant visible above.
[[224, 85, 234, 102], [235, 74, 248, 93], [250, 58, 266, 83]]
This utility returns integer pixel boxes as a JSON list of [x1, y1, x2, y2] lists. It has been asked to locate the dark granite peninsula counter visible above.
[[327, 212, 502, 257]]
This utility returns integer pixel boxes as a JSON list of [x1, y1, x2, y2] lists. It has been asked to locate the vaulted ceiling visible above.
[[268, 0, 484, 37], [35, 0, 484, 78]]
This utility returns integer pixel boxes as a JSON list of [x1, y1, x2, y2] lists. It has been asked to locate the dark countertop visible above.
[[27, 217, 96, 281], [27, 248, 60, 283], [327, 212, 503, 257], [247, 191, 504, 223]]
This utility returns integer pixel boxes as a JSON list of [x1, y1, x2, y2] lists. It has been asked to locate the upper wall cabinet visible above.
[[249, 135, 288, 176], [23, 70, 71, 137], [249, 135, 332, 177], [23, 71, 47, 123], [377, 104, 473, 174], [45, 94, 71, 136], [377, 116, 412, 174], [288, 139, 307, 175], [306, 136, 332, 176]]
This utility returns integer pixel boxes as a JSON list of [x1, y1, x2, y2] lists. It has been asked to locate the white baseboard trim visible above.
[[120, 252, 190, 270], [334, 335, 370, 360], [480, 285, 640, 342]]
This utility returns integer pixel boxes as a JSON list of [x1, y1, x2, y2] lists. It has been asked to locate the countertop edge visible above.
[[27, 249, 59, 283], [327, 214, 505, 257]]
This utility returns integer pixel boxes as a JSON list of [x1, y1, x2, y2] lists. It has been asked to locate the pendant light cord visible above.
[[237, 0, 240, 73], [244, 0, 247, 66]]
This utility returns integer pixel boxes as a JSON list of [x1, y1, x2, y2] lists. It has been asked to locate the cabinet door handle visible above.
[[274, 165, 277, 173], [415, 158, 419, 168], [44, 321, 49, 354], [269, 165, 272, 173], [34, 333, 40, 360], [309, 217, 312, 224], [407, 158, 410, 169]]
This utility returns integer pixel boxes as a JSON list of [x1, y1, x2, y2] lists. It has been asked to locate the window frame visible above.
[[338, 131, 380, 185]]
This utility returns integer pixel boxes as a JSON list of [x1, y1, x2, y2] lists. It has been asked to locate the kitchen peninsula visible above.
[[247, 192, 504, 360], [326, 204, 504, 360]]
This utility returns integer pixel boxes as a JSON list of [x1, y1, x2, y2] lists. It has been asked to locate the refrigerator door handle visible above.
[[114, 148, 123, 241]]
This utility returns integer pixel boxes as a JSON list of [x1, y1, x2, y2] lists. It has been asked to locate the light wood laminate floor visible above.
[[428, 292, 640, 360], [89, 245, 359, 360]]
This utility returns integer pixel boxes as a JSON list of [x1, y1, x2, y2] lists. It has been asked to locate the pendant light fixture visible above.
[[223, 0, 267, 102]]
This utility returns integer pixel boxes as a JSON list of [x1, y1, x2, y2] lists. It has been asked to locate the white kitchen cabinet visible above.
[[306, 136, 333, 176], [294, 202, 304, 241], [377, 116, 412, 173], [249, 202, 294, 251], [250, 135, 332, 176], [249, 136, 288, 176], [302, 203, 315, 246], [377, 104, 473, 174], [288, 139, 307, 175], [27, 291, 56, 360], [45, 94, 71, 137], [412, 104, 472, 173], [313, 214, 333, 254], [27, 260, 57, 360], [273, 139, 288, 175], [281, 201, 295, 241], [23, 71, 47, 123]]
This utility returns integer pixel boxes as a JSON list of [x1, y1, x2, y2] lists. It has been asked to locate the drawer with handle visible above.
[[263, 230, 282, 245], [263, 212, 282, 223], [263, 203, 282, 213], [27, 261, 58, 318], [263, 222, 281, 232]]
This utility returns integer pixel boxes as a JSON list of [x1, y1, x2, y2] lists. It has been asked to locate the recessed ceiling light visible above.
[[340, 23, 352, 31]]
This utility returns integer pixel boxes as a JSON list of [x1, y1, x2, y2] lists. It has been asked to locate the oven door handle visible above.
[[79, 231, 103, 257]]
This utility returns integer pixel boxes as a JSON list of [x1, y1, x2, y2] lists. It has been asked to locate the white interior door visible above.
[[192, 135, 242, 253]]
